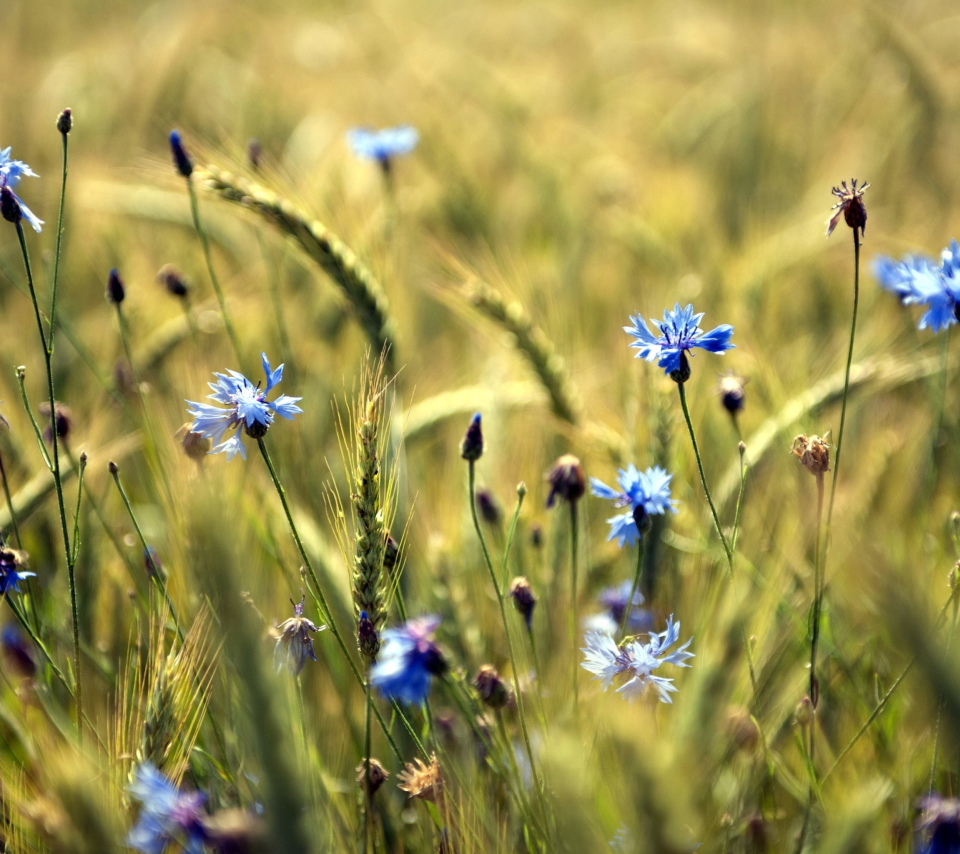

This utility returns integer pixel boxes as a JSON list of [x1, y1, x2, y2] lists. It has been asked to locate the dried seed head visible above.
[[175, 423, 212, 462], [508, 576, 536, 630], [460, 413, 483, 461], [791, 434, 830, 477], [356, 758, 389, 798], [397, 753, 443, 804], [546, 454, 586, 508], [473, 664, 512, 709], [106, 268, 126, 304], [718, 371, 746, 415], [56, 108, 73, 135], [826, 179, 869, 237], [157, 264, 189, 298]]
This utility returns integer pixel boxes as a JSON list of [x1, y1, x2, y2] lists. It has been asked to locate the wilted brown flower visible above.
[[791, 434, 830, 477], [473, 664, 512, 709], [545, 454, 586, 508], [508, 576, 536, 631], [826, 179, 869, 237], [356, 757, 389, 798], [175, 423, 212, 462], [273, 596, 325, 676], [397, 753, 443, 804]]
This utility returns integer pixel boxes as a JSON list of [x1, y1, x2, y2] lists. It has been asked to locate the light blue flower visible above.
[[625, 303, 734, 375], [127, 763, 207, 854], [370, 615, 445, 705], [581, 615, 694, 703], [873, 241, 960, 333], [347, 126, 419, 165], [185, 353, 302, 461], [0, 147, 43, 233], [590, 464, 677, 548]]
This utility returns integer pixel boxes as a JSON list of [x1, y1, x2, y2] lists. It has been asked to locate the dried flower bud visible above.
[[473, 664, 512, 709], [546, 454, 586, 508], [106, 268, 126, 304], [397, 753, 443, 804], [246, 138, 263, 171], [175, 423, 212, 462], [460, 413, 483, 461], [56, 109, 73, 135], [826, 179, 869, 237], [718, 371, 746, 415], [476, 488, 501, 526], [508, 576, 536, 630], [156, 264, 189, 298], [356, 758, 389, 798], [169, 130, 193, 178], [1, 187, 22, 225], [791, 434, 830, 477], [39, 401, 72, 444]]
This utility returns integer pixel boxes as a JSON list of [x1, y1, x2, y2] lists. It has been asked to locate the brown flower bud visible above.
[[473, 664, 512, 709], [546, 454, 586, 508], [791, 434, 830, 477]]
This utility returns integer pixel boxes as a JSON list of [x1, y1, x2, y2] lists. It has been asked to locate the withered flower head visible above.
[[273, 595, 326, 676], [545, 454, 586, 508], [39, 401, 71, 443], [791, 434, 830, 477], [508, 576, 536, 630], [826, 179, 869, 237], [175, 423, 212, 462], [717, 371, 746, 416], [156, 264, 189, 298], [356, 758, 389, 798], [476, 488, 501, 525], [473, 664, 512, 709], [397, 753, 443, 804]]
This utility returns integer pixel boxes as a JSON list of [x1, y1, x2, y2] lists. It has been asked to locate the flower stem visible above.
[[256, 437, 407, 762], [619, 539, 646, 639], [569, 501, 579, 708], [48, 123, 68, 354], [0, 448, 21, 548], [808, 472, 825, 772], [677, 382, 732, 568], [186, 178, 243, 365], [14, 222, 82, 741]]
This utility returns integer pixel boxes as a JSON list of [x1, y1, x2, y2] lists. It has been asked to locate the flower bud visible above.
[[530, 523, 543, 550], [175, 423, 212, 462], [476, 488, 501, 526], [356, 758, 389, 798], [718, 371, 746, 415], [794, 695, 814, 727], [39, 401, 72, 444], [156, 264, 189, 298], [460, 413, 483, 461], [169, 130, 193, 178], [545, 454, 586, 508], [56, 109, 73, 135], [473, 664, 512, 709], [791, 434, 830, 477], [106, 268, 126, 304], [508, 576, 536, 630]]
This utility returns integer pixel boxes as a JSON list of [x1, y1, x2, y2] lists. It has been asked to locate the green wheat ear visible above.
[[195, 163, 396, 374]]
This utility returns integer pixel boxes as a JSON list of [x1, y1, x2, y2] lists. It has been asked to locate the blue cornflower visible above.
[[0, 147, 43, 233], [625, 303, 734, 376], [127, 763, 208, 854], [347, 126, 419, 168], [370, 615, 446, 706], [916, 794, 960, 854], [873, 241, 960, 333], [0, 547, 34, 594], [185, 353, 302, 461], [583, 580, 654, 637], [581, 615, 694, 703], [590, 464, 677, 548]]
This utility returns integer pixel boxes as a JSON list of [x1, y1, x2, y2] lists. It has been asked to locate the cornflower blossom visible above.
[[0, 147, 43, 233], [370, 616, 446, 706], [581, 616, 694, 703], [873, 241, 960, 333], [583, 580, 653, 637], [185, 353, 302, 461], [625, 303, 734, 376], [127, 763, 207, 854], [0, 547, 34, 594], [590, 464, 677, 548], [347, 126, 419, 167]]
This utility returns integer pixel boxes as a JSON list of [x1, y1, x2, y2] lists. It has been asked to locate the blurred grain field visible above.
[[2, 0, 960, 851]]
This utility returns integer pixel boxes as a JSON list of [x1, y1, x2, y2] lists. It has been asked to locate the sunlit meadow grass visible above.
[[1, 1, 960, 851]]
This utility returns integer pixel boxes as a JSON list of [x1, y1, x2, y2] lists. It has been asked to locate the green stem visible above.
[[0, 448, 22, 548], [569, 501, 579, 709], [16, 367, 51, 469], [824, 228, 860, 545], [186, 178, 243, 364], [731, 443, 747, 558], [808, 473, 825, 774], [15, 222, 81, 741], [255, 437, 406, 762], [49, 127, 68, 353], [677, 382, 732, 567], [619, 540, 646, 639]]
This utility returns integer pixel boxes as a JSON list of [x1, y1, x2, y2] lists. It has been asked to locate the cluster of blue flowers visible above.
[[874, 240, 960, 333]]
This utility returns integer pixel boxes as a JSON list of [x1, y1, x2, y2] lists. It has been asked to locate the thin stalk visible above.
[[70, 454, 86, 565], [48, 123, 69, 353], [15, 222, 81, 740], [730, 443, 747, 558], [255, 437, 406, 762], [363, 676, 374, 854], [467, 461, 540, 797], [677, 382, 732, 567], [16, 367, 51, 469], [619, 540, 646, 639], [569, 501, 579, 708], [0, 448, 22, 547], [186, 179, 243, 364], [808, 473, 825, 772], [824, 227, 861, 542]]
